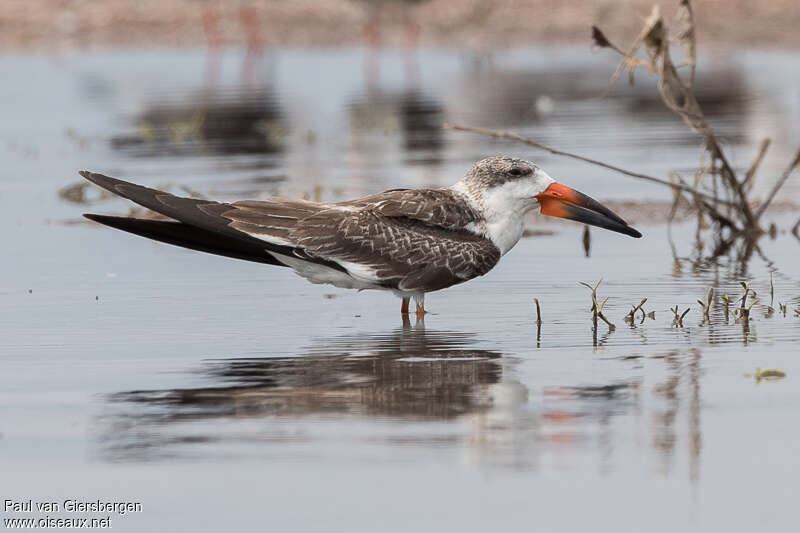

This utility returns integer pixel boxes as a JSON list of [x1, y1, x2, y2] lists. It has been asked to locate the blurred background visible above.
[[4, 0, 800, 49], [2, 2, 800, 532]]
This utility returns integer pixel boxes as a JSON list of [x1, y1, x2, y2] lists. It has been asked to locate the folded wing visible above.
[[81, 172, 501, 292]]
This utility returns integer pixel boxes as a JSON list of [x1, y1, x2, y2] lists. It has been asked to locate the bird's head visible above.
[[459, 156, 642, 239]]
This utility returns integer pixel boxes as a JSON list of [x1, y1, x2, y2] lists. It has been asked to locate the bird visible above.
[[80, 156, 641, 318]]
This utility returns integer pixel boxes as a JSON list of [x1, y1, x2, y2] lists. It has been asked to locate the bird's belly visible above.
[[271, 253, 381, 291]]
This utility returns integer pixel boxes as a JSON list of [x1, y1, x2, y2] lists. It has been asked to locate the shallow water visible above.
[[1, 46, 800, 531]]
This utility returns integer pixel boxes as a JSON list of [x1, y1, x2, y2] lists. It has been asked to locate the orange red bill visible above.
[[535, 182, 642, 238]]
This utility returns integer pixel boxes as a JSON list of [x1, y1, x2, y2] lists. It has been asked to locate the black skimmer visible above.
[[80, 157, 640, 318]]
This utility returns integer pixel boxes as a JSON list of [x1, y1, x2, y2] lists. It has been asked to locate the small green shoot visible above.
[[579, 278, 615, 330], [671, 305, 690, 327], [697, 287, 713, 324], [625, 298, 648, 325]]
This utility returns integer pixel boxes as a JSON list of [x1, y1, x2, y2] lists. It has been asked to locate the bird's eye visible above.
[[509, 168, 523, 177]]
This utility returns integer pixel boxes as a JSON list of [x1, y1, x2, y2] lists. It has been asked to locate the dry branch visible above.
[[597, 4, 759, 228], [447, 0, 800, 260], [742, 138, 771, 192], [446, 4, 750, 221], [754, 147, 800, 220], [443, 123, 735, 207]]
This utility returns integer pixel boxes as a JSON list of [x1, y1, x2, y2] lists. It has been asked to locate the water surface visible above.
[[1, 46, 799, 532]]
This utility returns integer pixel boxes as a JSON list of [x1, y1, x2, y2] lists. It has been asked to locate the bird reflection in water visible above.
[[99, 331, 702, 478], [99, 324, 520, 461]]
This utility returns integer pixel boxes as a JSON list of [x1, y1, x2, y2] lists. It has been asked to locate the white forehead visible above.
[[488, 167, 555, 198], [477, 168, 555, 228]]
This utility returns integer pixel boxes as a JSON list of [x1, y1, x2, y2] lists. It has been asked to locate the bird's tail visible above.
[[83, 214, 286, 267]]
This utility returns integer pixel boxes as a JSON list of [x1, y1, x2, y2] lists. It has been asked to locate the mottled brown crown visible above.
[[463, 156, 538, 189]]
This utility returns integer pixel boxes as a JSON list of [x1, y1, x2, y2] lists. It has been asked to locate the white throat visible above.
[[451, 179, 544, 255]]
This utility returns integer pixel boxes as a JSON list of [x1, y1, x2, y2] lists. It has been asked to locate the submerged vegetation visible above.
[[536, 273, 799, 347]]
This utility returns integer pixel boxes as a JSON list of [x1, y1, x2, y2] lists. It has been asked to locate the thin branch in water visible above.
[[676, 0, 697, 85], [742, 138, 771, 192], [770, 272, 774, 307], [595, 1, 758, 229], [754, 147, 800, 220], [443, 123, 736, 207]]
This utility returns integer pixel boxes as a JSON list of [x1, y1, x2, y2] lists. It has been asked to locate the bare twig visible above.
[[770, 272, 774, 306], [742, 138, 771, 192], [450, 0, 797, 256], [444, 123, 736, 207], [676, 0, 697, 85], [754, 147, 800, 220], [595, 1, 761, 231], [533, 298, 542, 325]]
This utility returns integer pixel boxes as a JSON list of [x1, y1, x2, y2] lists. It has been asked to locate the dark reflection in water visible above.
[[347, 89, 444, 166], [111, 87, 286, 160], [451, 61, 749, 141], [128, 326, 501, 420], [399, 91, 444, 161], [93, 47, 780, 210], [100, 325, 507, 459], [99, 327, 703, 477], [624, 69, 750, 139]]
